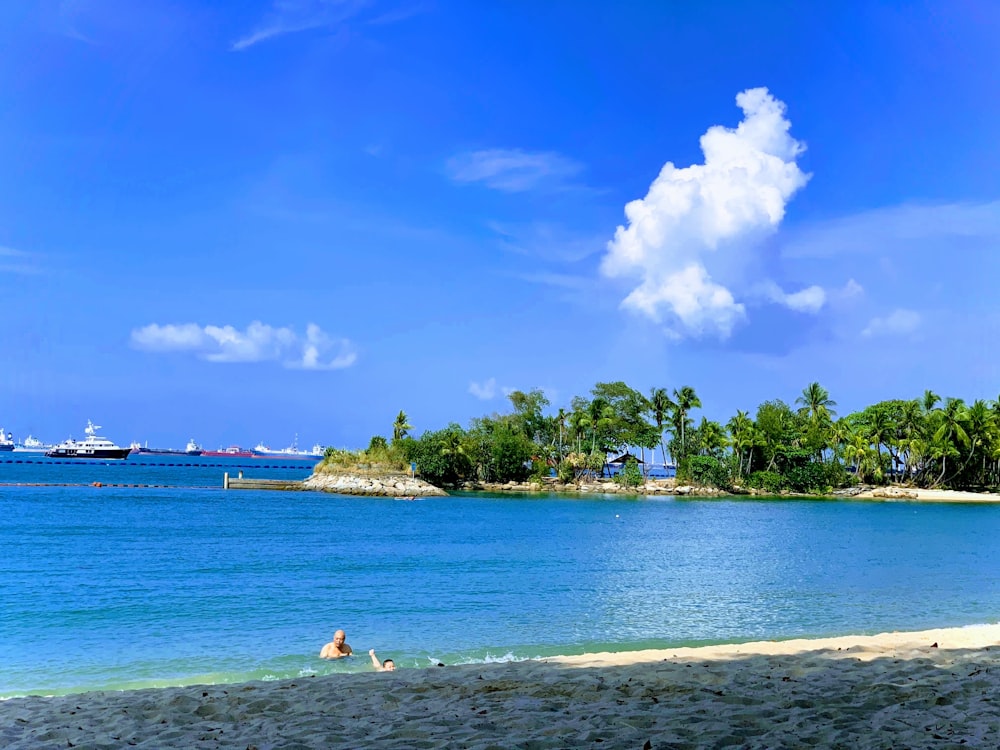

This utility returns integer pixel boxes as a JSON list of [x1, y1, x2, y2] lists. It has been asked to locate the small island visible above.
[[300, 383, 1000, 502]]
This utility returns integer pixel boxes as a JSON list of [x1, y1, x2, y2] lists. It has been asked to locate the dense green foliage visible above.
[[323, 382, 1000, 495], [680, 455, 732, 489], [615, 457, 644, 489]]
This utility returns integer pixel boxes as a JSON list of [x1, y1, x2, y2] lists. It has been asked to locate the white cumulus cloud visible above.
[[862, 309, 921, 338], [468, 377, 498, 400], [624, 263, 746, 338], [130, 321, 357, 370], [602, 87, 811, 338]]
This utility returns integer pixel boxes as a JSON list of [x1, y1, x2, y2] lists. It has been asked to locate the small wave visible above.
[[958, 621, 1000, 631], [448, 651, 532, 666]]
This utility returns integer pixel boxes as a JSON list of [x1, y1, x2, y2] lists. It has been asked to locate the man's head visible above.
[[333, 630, 346, 647], [383, 659, 395, 671]]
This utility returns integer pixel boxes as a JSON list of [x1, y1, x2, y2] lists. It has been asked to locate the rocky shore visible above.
[[450, 476, 726, 496], [448, 477, 1000, 502], [301, 470, 1000, 503], [302, 470, 447, 497]]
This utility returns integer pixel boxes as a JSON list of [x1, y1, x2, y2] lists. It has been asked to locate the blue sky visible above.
[[2, 0, 1000, 449]]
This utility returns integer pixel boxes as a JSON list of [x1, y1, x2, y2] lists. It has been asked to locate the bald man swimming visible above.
[[320, 629, 353, 659]]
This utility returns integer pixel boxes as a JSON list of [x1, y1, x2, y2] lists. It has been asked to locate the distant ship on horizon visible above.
[[253, 435, 325, 460], [14, 435, 50, 453], [129, 438, 204, 456], [202, 445, 255, 458], [0, 428, 13, 452]]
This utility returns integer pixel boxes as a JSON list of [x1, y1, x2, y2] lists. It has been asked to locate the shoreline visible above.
[[851, 486, 1000, 502], [5, 623, 999, 748], [450, 477, 1000, 503]]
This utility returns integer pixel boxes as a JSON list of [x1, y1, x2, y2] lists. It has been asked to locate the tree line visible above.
[[321, 383, 1000, 494]]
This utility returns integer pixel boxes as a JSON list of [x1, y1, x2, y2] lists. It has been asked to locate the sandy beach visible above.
[[4, 625, 999, 749], [855, 487, 1000, 503]]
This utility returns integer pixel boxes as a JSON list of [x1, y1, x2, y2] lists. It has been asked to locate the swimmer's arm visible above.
[[369, 649, 383, 671]]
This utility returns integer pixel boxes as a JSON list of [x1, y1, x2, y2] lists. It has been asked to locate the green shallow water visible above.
[[3, 457, 1000, 697]]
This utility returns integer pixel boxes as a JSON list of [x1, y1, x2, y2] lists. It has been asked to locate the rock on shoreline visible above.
[[301, 472, 1000, 503], [450, 477, 727, 496], [302, 471, 447, 497]]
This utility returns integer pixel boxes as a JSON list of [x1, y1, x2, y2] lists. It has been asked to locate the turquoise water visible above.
[[3, 456, 1000, 697]]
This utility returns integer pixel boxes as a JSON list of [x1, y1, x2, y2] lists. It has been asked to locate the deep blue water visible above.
[[3, 455, 1000, 697]]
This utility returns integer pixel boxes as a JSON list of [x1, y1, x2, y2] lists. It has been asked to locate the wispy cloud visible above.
[[758, 281, 826, 313], [516, 272, 595, 291], [231, 0, 426, 50], [841, 279, 864, 299], [468, 377, 497, 400], [366, 3, 430, 25], [601, 87, 811, 340], [781, 200, 1000, 259], [862, 309, 922, 338], [0, 246, 42, 275], [447, 148, 584, 192], [231, 0, 367, 51], [54, 0, 98, 44], [488, 221, 604, 263], [130, 321, 357, 370]]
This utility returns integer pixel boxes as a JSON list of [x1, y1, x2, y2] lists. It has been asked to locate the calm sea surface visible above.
[[3, 454, 1000, 698]]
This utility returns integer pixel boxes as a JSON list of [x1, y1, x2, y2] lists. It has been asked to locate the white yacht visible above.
[[46, 421, 131, 459]]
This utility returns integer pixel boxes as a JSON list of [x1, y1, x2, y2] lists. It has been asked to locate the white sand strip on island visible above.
[[3, 625, 1000, 749], [855, 487, 1000, 502]]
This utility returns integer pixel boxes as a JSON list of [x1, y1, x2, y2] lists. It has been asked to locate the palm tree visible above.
[[867, 408, 894, 465], [795, 382, 837, 422], [960, 400, 995, 484], [727, 410, 754, 478], [569, 410, 590, 454], [672, 386, 701, 462], [440, 431, 468, 461], [929, 438, 960, 488], [922, 389, 941, 414], [898, 400, 925, 480], [843, 434, 877, 482], [649, 387, 676, 468], [828, 418, 853, 464], [697, 418, 728, 458], [796, 382, 837, 462], [588, 397, 611, 454], [555, 408, 568, 457], [932, 398, 970, 486], [392, 411, 413, 442]]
